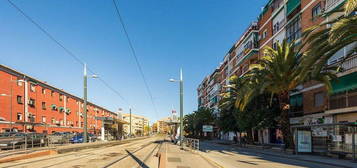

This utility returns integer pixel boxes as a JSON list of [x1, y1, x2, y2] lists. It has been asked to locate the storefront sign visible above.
[[297, 130, 312, 153], [202, 125, 213, 132]]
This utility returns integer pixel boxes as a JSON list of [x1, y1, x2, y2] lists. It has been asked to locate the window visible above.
[[17, 96, 23, 104], [28, 98, 35, 107], [286, 16, 301, 42], [314, 92, 325, 107], [30, 83, 36, 92], [273, 21, 280, 34], [273, 42, 278, 50], [51, 118, 55, 124], [17, 113, 22, 121], [42, 88, 46, 94], [17, 80, 23, 86], [312, 3, 321, 19], [59, 94, 63, 101], [262, 30, 267, 39], [42, 102, 46, 110], [42, 116, 46, 123]]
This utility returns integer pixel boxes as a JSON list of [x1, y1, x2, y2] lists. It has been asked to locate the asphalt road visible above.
[[0, 136, 162, 168], [199, 141, 342, 168]]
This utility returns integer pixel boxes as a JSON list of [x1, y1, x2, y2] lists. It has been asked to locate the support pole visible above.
[[83, 64, 88, 143], [179, 68, 184, 149]]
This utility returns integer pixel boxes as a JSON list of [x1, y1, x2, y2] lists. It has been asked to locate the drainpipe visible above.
[[78, 102, 81, 128], [24, 79, 28, 131]]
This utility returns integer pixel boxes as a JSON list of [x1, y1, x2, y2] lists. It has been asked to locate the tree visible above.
[[219, 75, 280, 143], [236, 41, 335, 149], [302, 0, 357, 75], [184, 108, 215, 138]]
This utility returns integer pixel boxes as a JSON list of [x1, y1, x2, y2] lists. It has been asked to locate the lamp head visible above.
[[169, 79, 176, 82]]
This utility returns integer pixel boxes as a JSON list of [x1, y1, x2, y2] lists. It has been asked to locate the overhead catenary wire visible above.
[[6, 0, 130, 108], [111, 0, 159, 117]]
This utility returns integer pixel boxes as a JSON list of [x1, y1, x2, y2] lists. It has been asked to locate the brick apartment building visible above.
[[0, 64, 118, 134], [198, 0, 357, 143]]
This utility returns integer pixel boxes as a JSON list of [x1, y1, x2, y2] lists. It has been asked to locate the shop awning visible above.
[[287, 0, 301, 15], [332, 72, 357, 94]]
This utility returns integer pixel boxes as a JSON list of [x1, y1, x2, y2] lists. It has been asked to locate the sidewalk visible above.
[[204, 139, 357, 168], [160, 142, 217, 168]]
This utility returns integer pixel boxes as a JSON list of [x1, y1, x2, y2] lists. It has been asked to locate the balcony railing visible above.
[[329, 54, 357, 72], [325, 0, 345, 13], [329, 90, 357, 110]]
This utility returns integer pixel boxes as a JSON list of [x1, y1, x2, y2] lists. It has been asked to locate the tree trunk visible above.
[[246, 129, 253, 144], [279, 91, 294, 149]]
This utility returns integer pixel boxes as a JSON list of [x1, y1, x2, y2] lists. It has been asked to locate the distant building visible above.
[[156, 116, 178, 134], [121, 113, 149, 136]]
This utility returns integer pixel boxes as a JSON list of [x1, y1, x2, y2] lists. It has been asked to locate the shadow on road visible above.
[[125, 149, 149, 168], [199, 141, 339, 168]]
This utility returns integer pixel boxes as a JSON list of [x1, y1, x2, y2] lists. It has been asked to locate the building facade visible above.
[[122, 113, 149, 136], [198, 0, 357, 144], [0, 64, 118, 134]]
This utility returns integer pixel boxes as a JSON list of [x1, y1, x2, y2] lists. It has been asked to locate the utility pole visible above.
[[129, 108, 132, 137], [142, 118, 144, 136], [179, 68, 184, 149], [83, 64, 88, 143]]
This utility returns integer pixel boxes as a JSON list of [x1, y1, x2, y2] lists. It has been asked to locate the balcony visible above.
[[329, 90, 357, 110], [325, 0, 345, 13], [328, 54, 357, 72]]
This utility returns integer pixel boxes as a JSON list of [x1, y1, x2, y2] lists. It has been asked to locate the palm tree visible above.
[[302, 0, 357, 73], [236, 41, 335, 149]]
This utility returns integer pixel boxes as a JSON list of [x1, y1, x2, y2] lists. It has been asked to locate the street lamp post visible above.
[[83, 64, 98, 143], [169, 68, 184, 149]]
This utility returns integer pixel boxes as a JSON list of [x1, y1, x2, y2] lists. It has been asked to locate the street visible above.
[[0, 136, 162, 168], [199, 141, 342, 168]]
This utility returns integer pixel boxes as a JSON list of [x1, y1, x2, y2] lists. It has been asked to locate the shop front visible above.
[[292, 123, 357, 160]]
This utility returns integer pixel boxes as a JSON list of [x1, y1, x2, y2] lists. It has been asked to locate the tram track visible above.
[[0, 136, 158, 168], [102, 139, 164, 168]]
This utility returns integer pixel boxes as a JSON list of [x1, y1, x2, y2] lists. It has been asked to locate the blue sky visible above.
[[0, 0, 267, 122]]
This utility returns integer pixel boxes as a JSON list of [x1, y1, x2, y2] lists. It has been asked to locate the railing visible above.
[[184, 138, 199, 150], [341, 54, 357, 71], [325, 0, 345, 13]]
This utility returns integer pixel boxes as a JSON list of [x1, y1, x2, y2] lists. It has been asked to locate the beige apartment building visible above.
[[121, 113, 149, 136]]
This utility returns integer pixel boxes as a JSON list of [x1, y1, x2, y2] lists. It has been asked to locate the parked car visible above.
[[70, 133, 97, 143]]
